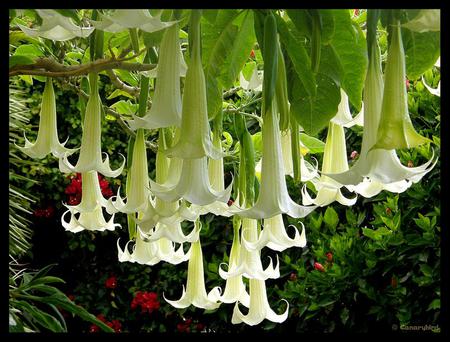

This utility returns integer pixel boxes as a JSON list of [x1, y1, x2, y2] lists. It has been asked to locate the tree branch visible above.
[[106, 70, 140, 97], [9, 56, 156, 78]]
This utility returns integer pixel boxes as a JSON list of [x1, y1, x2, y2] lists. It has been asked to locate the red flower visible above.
[[250, 50, 255, 59], [406, 78, 410, 91], [354, 9, 360, 16], [105, 276, 117, 289], [89, 324, 100, 333], [131, 291, 160, 314], [350, 150, 359, 160], [196, 323, 205, 332], [314, 262, 325, 272], [111, 320, 122, 333], [227, 199, 234, 206], [326, 252, 333, 263], [96, 314, 107, 322], [289, 272, 297, 281], [67, 294, 75, 302]]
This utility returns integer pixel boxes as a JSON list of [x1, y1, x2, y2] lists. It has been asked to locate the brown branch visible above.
[[106, 70, 140, 97], [9, 56, 156, 78]]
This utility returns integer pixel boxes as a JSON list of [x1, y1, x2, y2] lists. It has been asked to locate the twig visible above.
[[223, 87, 241, 99], [106, 70, 140, 97], [9, 56, 156, 78]]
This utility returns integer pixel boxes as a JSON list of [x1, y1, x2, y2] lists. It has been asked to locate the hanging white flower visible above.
[[18, 9, 94, 41], [17, 78, 77, 159]]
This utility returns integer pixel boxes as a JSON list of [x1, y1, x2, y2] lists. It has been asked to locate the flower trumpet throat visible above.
[[17, 78, 77, 159], [371, 21, 431, 151]]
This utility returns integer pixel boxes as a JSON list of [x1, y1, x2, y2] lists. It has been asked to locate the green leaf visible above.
[[402, 29, 440, 80], [202, 9, 219, 24], [419, 264, 433, 277], [110, 100, 138, 115], [218, 10, 255, 89], [319, 9, 335, 44], [13, 300, 65, 332], [9, 55, 35, 68], [324, 207, 339, 230], [300, 133, 325, 153], [107, 89, 135, 100], [262, 13, 278, 110], [277, 15, 316, 97], [327, 9, 367, 110], [286, 10, 311, 37], [427, 299, 440, 311], [291, 72, 340, 135]]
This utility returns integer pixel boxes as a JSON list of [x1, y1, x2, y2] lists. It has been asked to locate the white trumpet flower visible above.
[[61, 171, 120, 233], [18, 9, 94, 41], [164, 234, 222, 310], [91, 9, 176, 33], [59, 73, 125, 177], [139, 219, 200, 244], [163, 16, 222, 160], [232, 103, 316, 219], [17, 78, 77, 159], [217, 223, 250, 307], [117, 232, 190, 266], [232, 278, 289, 326], [332, 89, 364, 128], [371, 22, 431, 151], [106, 129, 150, 214], [129, 23, 183, 130], [327, 41, 436, 196], [191, 135, 233, 217], [239, 68, 263, 92], [422, 76, 440, 97], [302, 121, 357, 207], [242, 214, 306, 252], [219, 218, 280, 280], [150, 157, 232, 206]]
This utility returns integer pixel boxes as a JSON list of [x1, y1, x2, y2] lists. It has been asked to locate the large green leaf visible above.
[[327, 9, 367, 111], [218, 10, 255, 89], [202, 9, 240, 119], [402, 29, 440, 80], [277, 15, 316, 97], [291, 72, 341, 136]]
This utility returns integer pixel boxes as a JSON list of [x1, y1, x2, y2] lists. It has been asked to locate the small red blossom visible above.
[[354, 9, 360, 17], [67, 294, 75, 302], [196, 323, 205, 332], [177, 319, 192, 333], [314, 262, 326, 272], [386, 207, 392, 216], [406, 78, 410, 91], [131, 291, 160, 314], [227, 199, 234, 207], [250, 49, 255, 59], [111, 319, 122, 333], [350, 150, 359, 160], [105, 276, 117, 289], [89, 324, 100, 333], [33, 205, 55, 218], [326, 252, 333, 263], [289, 272, 298, 281]]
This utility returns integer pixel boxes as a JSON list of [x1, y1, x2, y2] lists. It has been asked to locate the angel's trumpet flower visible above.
[[219, 218, 279, 280], [129, 23, 183, 130], [192, 134, 233, 216], [371, 21, 431, 151], [163, 11, 222, 160], [17, 78, 77, 159], [59, 73, 125, 177], [422, 76, 440, 97], [216, 220, 250, 307], [150, 157, 232, 206], [239, 67, 263, 92], [302, 120, 358, 207], [106, 129, 150, 214], [232, 103, 316, 219], [91, 9, 176, 33], [327, 40, 436, 196], [242, 214, 306, 252], [117, 231, 189, 266], [18, 9, 94, 41], [231, 278, 289, 326], [164, 225, 222, 310], [61, 171, 120, 233]]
